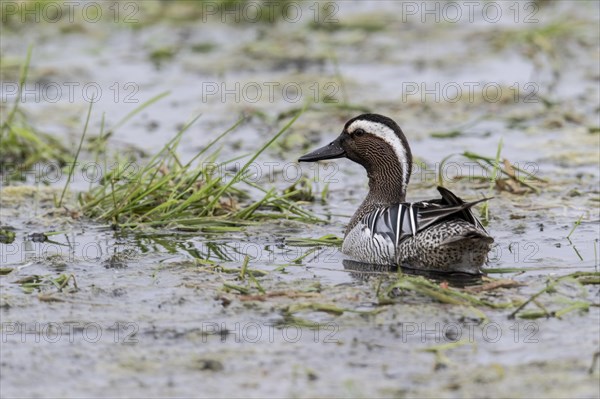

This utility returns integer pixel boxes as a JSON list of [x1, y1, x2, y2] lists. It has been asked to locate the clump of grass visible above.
[[438, 139, 547, 224], [80, 109, 321, 230], [462, 150, 547, 194], [0, 47, 70, 179], [3, 52, 321, 232], [481, 138, 504, 223], [438, 140, 546, 193]]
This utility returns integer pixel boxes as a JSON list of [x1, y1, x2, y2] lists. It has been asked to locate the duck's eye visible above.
[[354, 129, 366, 137]]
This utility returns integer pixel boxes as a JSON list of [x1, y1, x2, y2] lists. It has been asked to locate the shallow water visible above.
[[1, 1, 599, 397]]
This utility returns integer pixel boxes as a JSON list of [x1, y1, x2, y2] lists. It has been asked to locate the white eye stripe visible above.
[[348, 120, 410, 191]]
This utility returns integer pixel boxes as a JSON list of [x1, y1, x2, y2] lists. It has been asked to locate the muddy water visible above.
[[1, 1, 599, 398]]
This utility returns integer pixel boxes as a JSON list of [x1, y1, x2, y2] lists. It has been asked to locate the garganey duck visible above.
[[299, 114, 493, 274]]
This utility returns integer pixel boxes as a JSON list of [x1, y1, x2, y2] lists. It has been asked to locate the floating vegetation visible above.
[[379, 271, 600, 321], [430, 130, 462, 139], [13, 273, 78, 294], [277, 301, 381, 328], [148, 47, 179, 68], [285, 234, 342, 247], [419, 339, 471, 370], [508, 272, 599, 320], [310, 11, 389, 32], [385, 274, 515, 310], [0, 229, 16, 244]]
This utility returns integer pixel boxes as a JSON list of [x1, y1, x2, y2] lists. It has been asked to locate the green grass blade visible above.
[[202, 107, 305, 215], [58, 98, 94, 207]]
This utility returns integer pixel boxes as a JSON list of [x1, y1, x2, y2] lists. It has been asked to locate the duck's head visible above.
[[299, 114, 413, 198]]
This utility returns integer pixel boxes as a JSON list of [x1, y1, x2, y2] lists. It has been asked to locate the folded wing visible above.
[[364, 186, 490, 245]]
